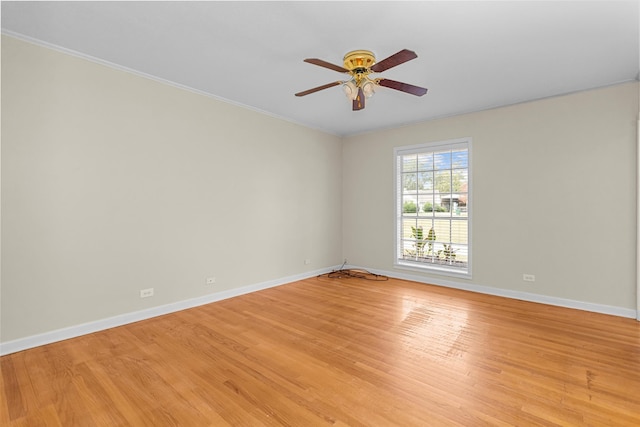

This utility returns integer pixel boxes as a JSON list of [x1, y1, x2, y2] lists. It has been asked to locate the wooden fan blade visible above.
[[304, 58, 350, 73], [353, 88, 365, 111], [370, 49, 418, 73], [295, 81, 342, 97], [378, 79, 428, 96]]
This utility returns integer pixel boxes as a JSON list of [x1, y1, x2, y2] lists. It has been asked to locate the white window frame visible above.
[[394, 137, 472, 278]]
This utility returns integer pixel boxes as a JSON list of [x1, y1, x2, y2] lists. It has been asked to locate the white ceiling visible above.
[[2, 1, 639, 136]]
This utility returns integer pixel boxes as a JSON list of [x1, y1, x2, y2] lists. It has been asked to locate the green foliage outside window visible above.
[[403, 200, 417, 213]]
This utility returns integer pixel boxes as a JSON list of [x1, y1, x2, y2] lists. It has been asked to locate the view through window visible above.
[[395, 138, 470, 276]]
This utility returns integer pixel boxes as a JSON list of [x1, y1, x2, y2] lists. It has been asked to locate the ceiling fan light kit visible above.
[[342, 80, 358, 100], [362, 80, 376, 98], [295, 49, 428, 111]]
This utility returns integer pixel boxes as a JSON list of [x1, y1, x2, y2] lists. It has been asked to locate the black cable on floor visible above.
[[318, 268, 388, 281]]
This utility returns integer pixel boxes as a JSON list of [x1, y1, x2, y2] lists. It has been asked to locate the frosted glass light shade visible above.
[[342, 80, 358, 100], [362, 80, 376, 98]]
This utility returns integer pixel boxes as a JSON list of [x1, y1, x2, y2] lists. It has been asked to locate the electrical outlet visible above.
[[304, 259, 311, 265], [523, 274, 536, 282], [206, 277, 216, 285], [140, 288, 154, 298]]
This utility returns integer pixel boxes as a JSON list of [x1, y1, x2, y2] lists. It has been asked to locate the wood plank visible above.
[[1, 276, 639, 425]]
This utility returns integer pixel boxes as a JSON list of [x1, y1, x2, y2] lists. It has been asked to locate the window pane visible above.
[[402, 196, 418, 214], [433, 219, 451, 243], [434, 150, 452, 170], [419, 171, 433, 190], [452, 149, 468, 169], [401, 218, 418, 239], [453, 245, 468, 263], [416, 218, 433, 232], [403, 155, 417, 172], [418, 153, 433, 171], [435, 170, 451, 194], [402, 172, 417, 192], [401, 218, 416, 258], [451, 220, 468, 244], [453, 169, 467, 192], [456, 192, 468, 218]]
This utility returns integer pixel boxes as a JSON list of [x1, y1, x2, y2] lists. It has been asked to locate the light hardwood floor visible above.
[[2, 275, 640, 426]]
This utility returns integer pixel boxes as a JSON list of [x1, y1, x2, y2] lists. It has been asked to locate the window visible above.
[[395, 138, 471, 276]]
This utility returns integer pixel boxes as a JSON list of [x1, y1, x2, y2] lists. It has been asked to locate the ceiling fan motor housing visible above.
[[343, 50, 376, 72]]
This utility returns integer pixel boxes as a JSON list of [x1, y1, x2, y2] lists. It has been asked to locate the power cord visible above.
[[318, 263, 388, 281]]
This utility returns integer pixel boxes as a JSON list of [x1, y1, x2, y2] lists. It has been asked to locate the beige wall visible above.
[[1, 36, 343, 341], [343, 81, 638, 310], [2, 34, 638, 345]]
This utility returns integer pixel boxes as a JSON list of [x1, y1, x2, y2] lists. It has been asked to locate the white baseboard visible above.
[[361, 266, 638, 319], [3, 264, 636, 356], [0, 266, 337, 356]]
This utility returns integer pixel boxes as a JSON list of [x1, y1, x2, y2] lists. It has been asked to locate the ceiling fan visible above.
[[295, 49, 428, 111]]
